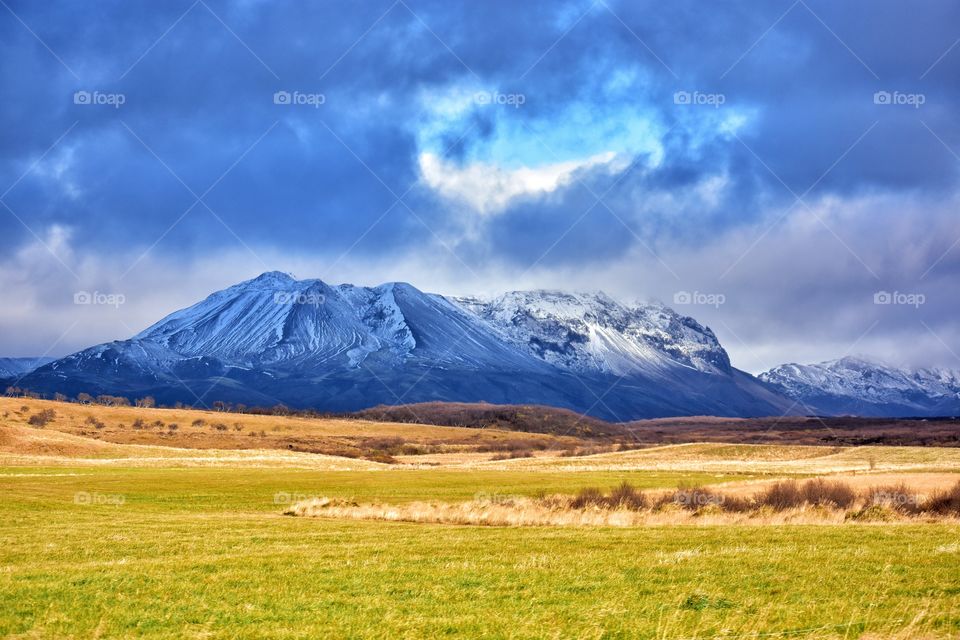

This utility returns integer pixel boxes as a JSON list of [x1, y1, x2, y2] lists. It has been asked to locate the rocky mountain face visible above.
[[15, 272, 790, 420], [759, 356, 960, 417], [452, 290, 732, 377]]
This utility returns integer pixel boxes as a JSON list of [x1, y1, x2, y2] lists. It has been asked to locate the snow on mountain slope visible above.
[[135, 272, 384, 367], [17, 273, 956, 418], [130, 273, 724, 377], [18, 272, 790, 419], [0, 357, 54, 379], [760, 356, 960, 416], [131, 273, 547, 372], [451, 290, 732, 376]]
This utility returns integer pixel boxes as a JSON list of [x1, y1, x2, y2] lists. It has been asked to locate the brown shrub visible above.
[[398, 444, 434, 455], [802, 478, 857, 509], [607, 482, 648, 510], [756, 480, 804, 510], [558, 445, 617, 457], [570, 487, 605, 509], [477, 438, 550, 453], [925, 481, 960, 515], [362, 437, 404, 451], [566, 483, 649, 511], [865, 484, 922, 514], [364, 452, 397, 464], [661, 486, 731, 512], [27, 408, 56, 427], [491, 450, 534, 461], [84, 415, 106, 430]]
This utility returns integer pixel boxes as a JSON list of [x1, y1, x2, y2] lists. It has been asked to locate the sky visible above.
[[0, 0, 958, 373]]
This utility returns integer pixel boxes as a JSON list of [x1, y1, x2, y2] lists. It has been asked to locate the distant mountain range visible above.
[[759, 356, 960, 417], [0, 357, 54, 379], [5, 272, 958, 418]]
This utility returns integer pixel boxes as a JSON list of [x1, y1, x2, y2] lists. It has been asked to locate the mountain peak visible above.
[[251, 271, 296, 284], [13, 273, 799, 419], [760, 357, 960, 416], [450, 288, 731, 376], [829, 354, 891, 369]]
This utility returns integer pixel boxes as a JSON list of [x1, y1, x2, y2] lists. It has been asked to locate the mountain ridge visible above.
[[759, 355, 960, 417], [0, 357, 55, 379], [13, 272, 790, 420], [12, 274, 957, 418]]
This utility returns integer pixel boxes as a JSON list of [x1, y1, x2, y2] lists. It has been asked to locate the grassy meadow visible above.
[[2, 398, 960, 638]]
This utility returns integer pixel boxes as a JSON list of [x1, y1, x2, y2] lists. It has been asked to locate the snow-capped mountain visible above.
[[452, 291, 731, 377], [18, 272, 792, 419], [128, 272, 536, 372], [760, 356, 960, 417], [0, 357, 54, 380]]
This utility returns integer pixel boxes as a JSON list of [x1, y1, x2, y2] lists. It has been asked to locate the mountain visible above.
[[17, 272, 793, 419], [452, 290, 732, 376], [759, 356, 960, 417], [0, 357, 54, 380]]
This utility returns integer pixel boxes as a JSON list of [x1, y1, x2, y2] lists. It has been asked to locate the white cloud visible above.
[[418, 151, 620, 215], [2, 190, 958, 377]]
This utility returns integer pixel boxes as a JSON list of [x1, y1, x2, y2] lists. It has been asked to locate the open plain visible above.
[[2, 397, 959, 638]]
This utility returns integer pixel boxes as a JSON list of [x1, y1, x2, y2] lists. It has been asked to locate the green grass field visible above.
[[3, 465, 960, 639]]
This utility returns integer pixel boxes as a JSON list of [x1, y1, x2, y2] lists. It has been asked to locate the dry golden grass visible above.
[[0, 396, 582, 461], [477, 441, 960, 474], [721, 472, 960, 498], [288, 476, 960, 527], [284, 495, 859, 526], [0, 422, 387, 469], [286, 495, 958, 527]]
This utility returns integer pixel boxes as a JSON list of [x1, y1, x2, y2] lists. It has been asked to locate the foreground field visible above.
[[3, 464, 960, 639], [3, 402, 960, 638]]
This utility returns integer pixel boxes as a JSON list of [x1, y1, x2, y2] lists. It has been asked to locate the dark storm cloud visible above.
[[3, 0, 959, 250], [0, 0, 958, 364]]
